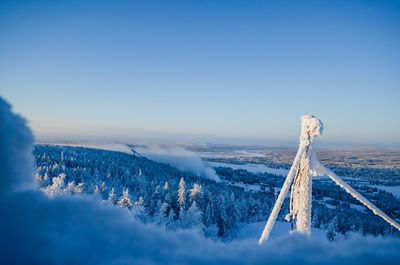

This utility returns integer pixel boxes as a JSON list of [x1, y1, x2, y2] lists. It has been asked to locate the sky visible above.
[[0, 0, 399, 146]]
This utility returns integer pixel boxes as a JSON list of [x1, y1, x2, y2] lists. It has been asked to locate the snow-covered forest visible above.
[[34, 145, 400, 240], [35, 145, 275, 239]]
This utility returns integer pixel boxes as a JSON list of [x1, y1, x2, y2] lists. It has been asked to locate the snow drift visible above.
[[0, 96, 399, 265], [0, 97, 35, 194]]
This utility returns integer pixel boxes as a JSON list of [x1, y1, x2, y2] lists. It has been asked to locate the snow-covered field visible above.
[[226, 182, 264, 192], [206, 161, 288, 176], [369, 185, 400, 198], [349, 203, 366, 212]]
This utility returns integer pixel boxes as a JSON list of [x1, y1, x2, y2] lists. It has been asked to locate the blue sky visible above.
[[1, 0, 399, 146]]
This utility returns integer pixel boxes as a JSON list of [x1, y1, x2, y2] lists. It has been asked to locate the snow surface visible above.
[[369, 185, 400, 198], [230, 182, 263, 192], [206, 161, 288, 176], [349, 203, 366, 212], [237, 221, 326, 241]]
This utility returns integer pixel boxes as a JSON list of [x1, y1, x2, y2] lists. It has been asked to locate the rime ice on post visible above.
[[289, 115, 323, 236], [258, 115, 400, 245]]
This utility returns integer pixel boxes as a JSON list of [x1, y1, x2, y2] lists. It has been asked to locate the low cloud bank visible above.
[[0, 96, 399, 265], [137, 145, 219, 181]]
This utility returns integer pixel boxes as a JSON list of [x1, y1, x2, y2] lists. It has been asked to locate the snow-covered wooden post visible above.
[[288, 115, 322, 235], [258, 115, 322, 244], [259, 115, 400, 245]]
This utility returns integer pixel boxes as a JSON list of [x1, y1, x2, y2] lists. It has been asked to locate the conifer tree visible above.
[[178, 177, 186, 208]]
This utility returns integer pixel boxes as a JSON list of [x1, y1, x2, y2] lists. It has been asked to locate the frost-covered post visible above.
[[258, 115, 322, 244], [259, 115, 400, 245], [289, 115, 323, 235]]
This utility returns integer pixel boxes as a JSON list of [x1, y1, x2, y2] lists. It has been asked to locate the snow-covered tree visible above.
[[181, 201, 204, 232], [101, 181, 106, 192], [160, 202, 169, 218], [163, 181, 169, 192], [178, 177, 186, 207], [34, 172, 42, 184], [74, 183, 84, 194], [166, 208, 176, 230], [42, 172, 49, 185], [189, 183, 202, 200], [178, 206, 185, 222], [64, 181, 76, 195], [204, 201, 215, 227], [107, 187, 117, 205], [41, 173, 66, 198], [132, 196, 145, 219], [117, 188, 132, 209], [155, 185, 160, 195], [326, 216, 339, 242]]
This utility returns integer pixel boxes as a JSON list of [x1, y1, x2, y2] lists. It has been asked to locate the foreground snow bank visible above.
[[0, 96, 399, 265], [236, 221, 327, 241]]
